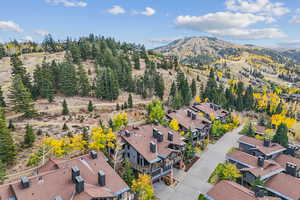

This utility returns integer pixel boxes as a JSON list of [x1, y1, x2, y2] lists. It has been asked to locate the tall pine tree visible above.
[[0, 86, 6, 107]]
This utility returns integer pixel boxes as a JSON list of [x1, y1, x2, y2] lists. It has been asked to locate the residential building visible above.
[[166, 108, 211, 143], [255, 125, 266, 136], [0, 152, 131, 200], [191, 102, 230, 122], [119, 124, 185, 182], [205, 180, 280, 200], [265, 173, 300, 200], [238, 136, 286, 159], [226, 150, 284, 184], [274, 154, 300, 178]]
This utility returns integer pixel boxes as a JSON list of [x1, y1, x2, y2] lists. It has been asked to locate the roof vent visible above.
[[168, 131, 174, 142], [150, 141, 157, 153], [54, 196, 63, 200], [71, 166, 80, 183], [75, 176, 84, 194], [20, 176, 30, 189], [257, 156, 264, 167], [125, 130, 131, 137], [286, 162, 297, 177], [90, 150, 98, 159], [98, 171, 106, 186], [157, 131, 164, 142], [153, 128, 158, 138], [191, 113, 196, 120]]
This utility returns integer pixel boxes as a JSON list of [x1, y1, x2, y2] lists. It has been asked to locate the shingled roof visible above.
[[0, 152, 129, 200], [227, 150, 284, 179], [206, 180, 280, 200], [121, 124, 185, 163], [238, 136, 286, 156], [265, 173, 300, 200], [192, 103, 229, 119]]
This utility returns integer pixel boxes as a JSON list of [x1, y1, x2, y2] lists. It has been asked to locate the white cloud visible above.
[[209, 28, 286, 40], [141, 7, 156, 16], [289, 9, 300, 24], [277, 40, 300, 47], [226, 0, 289, 16], [21, 36, 34, 42], [176, 12, 270, 30], [45, 0, 87, 7], [34, 30, 49, 36], [175, 12, 286, 40], [107, 5, 126, 15], [147, 37, 179, 44], [0, 21, 23, 33]]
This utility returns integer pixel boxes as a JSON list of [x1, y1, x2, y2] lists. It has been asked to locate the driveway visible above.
[[155, 124, 244, 200]]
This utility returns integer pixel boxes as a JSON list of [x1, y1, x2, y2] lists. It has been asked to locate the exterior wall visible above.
[[227, 158, 249, 169], [239, 142, 254, 152], [242, 171, 257, 184]]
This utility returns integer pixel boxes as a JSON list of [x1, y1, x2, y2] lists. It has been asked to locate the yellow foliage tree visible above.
[[271, 114, 296, 129], [220, 163, 241, 181], [195, 96, 201, 103], [89, 127, 116, 151], [112, 112, 128, 131], [169, 119, 179, 131], [131, 174, 155, 200]]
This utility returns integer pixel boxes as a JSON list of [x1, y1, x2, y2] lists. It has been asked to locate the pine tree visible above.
[[155, 75, 165, 100], [59, 63, 77, 96], [244, 123, 255, 137], [9, 75, 36, 118], [128, 94, 133, 108], [0, 109, 16, 164], [133, 54, 140, 70], [272, 123, 289, 147], [191, 79, 197, 97], [88, 100, 94, 112], [0, 161, 6, 184], [8, 120, 15, 131], [24, 124, 35, 147], [95, 68, 119, 100], [0, 86, 6, 107], [171, 92, 183, 110], [82, 127, 89, 149], [243, 85, 254, 111], [62, 123, 69, 131], [62, 99, 69, 115], [170, 81, 176, 97], [203, 70, 218, 103], [123, 160, 135, 186], [77, 64, 91, 97]]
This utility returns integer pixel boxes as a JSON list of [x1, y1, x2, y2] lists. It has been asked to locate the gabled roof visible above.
[[166, 108, 211, 131], [206, 180, 280, 200], [255, 126, 266, 134], [239, 136, 286, 156], [0, 153, 129, 200], [274, 154, 300, 169], [121, 124, 185, 163], [227, 150, 283, 179], [265, 173, 300, 200], [192, 103, 229, 119]]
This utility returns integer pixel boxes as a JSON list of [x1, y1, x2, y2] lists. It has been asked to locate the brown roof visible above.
[[207, 180, 280, 200], [227, 150, 283, 179], [274, 154, 300, 169], [121, 124, 185, 163], [255, 125, 266, 134], [166, 108, 211, 131], [192, 103, 229, 119], [0, 153, 129, 200], [239, 136, 286, 156], [266, 173, 300, 200]]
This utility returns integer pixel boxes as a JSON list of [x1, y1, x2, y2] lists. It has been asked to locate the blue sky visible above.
[[0, 0, 300, 48]]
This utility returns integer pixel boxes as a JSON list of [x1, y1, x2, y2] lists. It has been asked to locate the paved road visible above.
[[155, 124, 244, 200]]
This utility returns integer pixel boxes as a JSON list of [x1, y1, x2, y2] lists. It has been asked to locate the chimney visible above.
[[54, 196, 63, 200], [90, 150, 97, 159], [20, 176, 30, 189], [71, 166, 80, 183], [98, 171, 106, 186], [153, 128, 158, 138], [257, 156, 264, 167], [150, 141, 157, 153], [263, 138, 270, 147], [187, 110, 192, 117], [286, 162, 297, 177], [254, 185, 265, 198], [75, 176, 84, 194], [191, 113, 196, 120], [125, 130, 131, 137], [157, 131, 164, 142], [168, 131, 174, 142], [286, 144, 298, 156]]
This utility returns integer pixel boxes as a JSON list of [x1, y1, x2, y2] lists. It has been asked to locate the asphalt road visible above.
[[155, 124, 244, 200]]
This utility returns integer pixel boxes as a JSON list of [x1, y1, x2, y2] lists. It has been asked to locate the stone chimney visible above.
[[98, 171, 106, 186], [150, 141, 157, 153]]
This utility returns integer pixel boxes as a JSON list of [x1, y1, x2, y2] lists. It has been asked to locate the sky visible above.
[[0, 0, 300, 48]]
